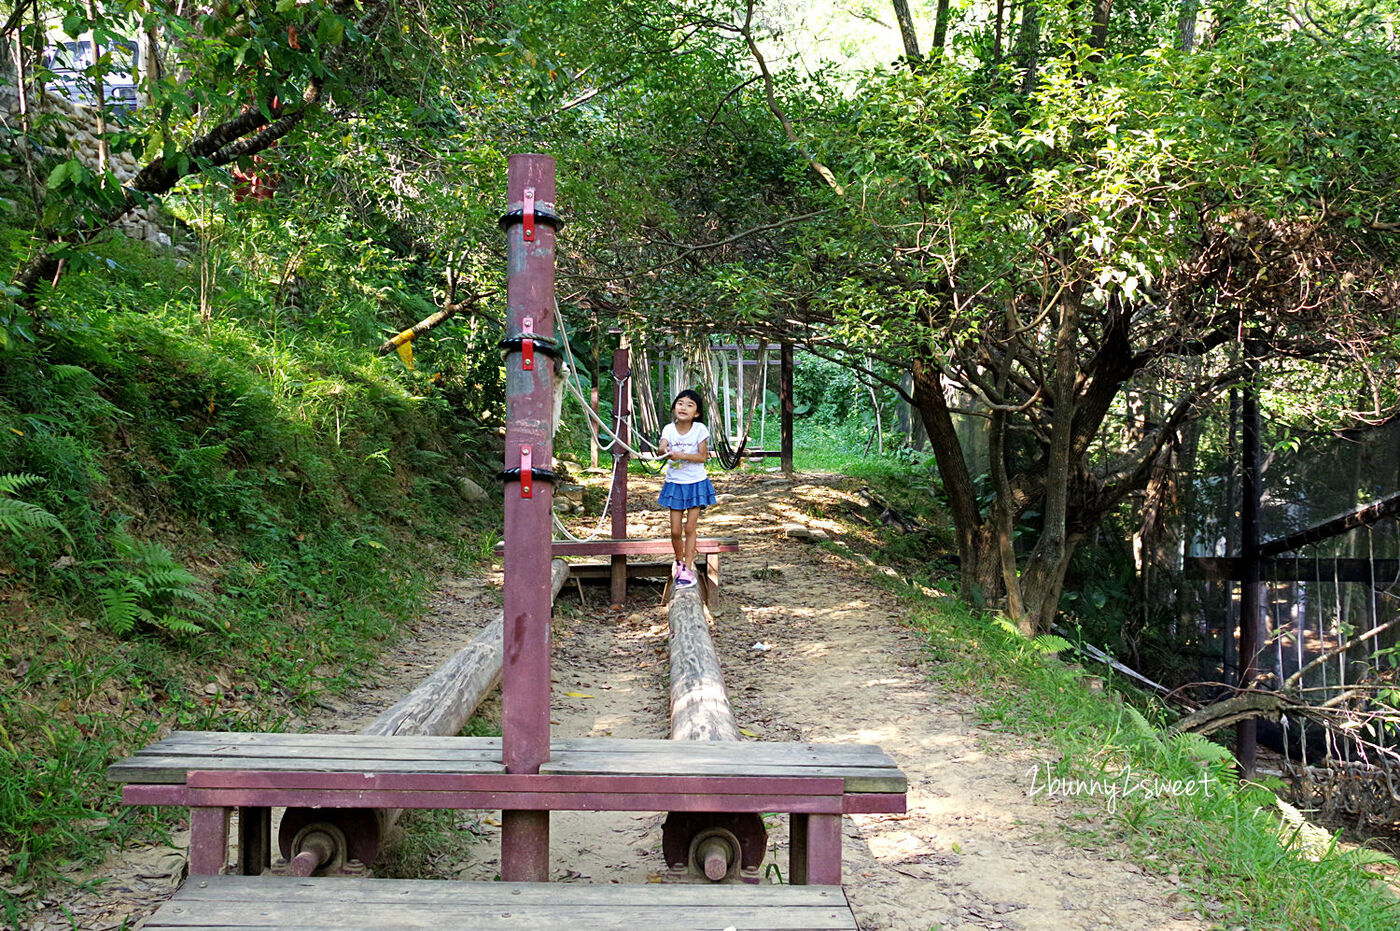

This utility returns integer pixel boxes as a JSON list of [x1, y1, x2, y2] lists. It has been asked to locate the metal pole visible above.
[[610, 343, 631, 604], [1236, 354, 1262, 776], [500, 154, 557, 881], [780, 342, 794, 476]]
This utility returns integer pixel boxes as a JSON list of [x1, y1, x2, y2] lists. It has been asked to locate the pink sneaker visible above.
[[676, 566, 697, 588]]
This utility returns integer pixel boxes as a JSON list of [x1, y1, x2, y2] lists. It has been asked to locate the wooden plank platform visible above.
[[493, 537, 740, 558], [143, 875, 859, 930], [109, 732, 905, 881], [108, 733, 906, 797]]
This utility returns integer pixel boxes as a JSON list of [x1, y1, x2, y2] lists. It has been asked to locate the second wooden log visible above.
[[668, 585, 742, 742], [277, 559, 571, 870]]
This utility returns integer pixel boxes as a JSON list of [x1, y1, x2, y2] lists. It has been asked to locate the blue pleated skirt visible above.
[[658, 478, 717, 511]]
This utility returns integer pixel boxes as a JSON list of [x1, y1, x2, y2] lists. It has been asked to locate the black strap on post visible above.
[[497, 467, 560, 486], [498, 204, 563, 233], [497, 335, 562, 359]]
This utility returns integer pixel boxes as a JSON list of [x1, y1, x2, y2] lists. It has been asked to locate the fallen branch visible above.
[[375, 292, 492, 356], [1168, 690, 1295, 736]]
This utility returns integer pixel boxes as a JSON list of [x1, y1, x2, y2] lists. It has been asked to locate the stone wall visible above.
[[1, 83, 169, 246]]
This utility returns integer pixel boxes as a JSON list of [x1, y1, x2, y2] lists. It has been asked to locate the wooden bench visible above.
[[495, 537, 740, 605], [108, 732, 906, 884], [142, 874, 860, 929]]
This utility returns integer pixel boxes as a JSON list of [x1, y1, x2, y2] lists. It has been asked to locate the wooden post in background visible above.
[[780, 342, 794, 476], [610, 342, 631, 604]]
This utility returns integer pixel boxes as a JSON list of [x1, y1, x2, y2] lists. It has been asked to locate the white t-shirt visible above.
[[661, 422, 710, 484]]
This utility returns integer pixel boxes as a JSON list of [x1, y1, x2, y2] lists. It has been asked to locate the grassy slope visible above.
[[0, 229, 500, 922], [817, 458, 1400, 931]]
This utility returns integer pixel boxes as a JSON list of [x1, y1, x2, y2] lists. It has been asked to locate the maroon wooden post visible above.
[[609, 344, 631, 604], [789, 813, 842, 885], [780, 341, 794, 476], [188, 807, 229, 875], [499, 153, 558, 881]]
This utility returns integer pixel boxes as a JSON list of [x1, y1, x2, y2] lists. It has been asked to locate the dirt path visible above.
[[28, 472, 1208, 931], [527, 471, 1207, 930]]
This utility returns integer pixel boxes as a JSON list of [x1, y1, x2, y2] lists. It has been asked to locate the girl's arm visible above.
[[672, 440, 708, 463], [658, 437, 671, 459]]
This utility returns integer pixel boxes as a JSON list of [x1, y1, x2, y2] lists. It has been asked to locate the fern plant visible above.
[[97, 533, 209, 635], [0, 473, 73, 546]]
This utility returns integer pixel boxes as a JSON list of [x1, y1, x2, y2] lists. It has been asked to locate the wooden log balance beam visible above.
[[662, 584, 766, 882], [275, 559, 570, 874]]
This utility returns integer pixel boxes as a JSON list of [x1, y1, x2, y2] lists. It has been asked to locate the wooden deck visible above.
[[142, 875, 859, 930]]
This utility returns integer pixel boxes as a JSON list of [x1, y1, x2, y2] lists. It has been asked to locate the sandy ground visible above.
[[26, 471, 1210, 931]]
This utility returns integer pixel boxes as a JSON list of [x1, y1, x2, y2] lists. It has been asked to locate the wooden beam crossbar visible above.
[[1185, 557, 1400, 583], [125, 771, 850, 814], [1258, 492, 1400, 558], [494, 537, 739, 558]]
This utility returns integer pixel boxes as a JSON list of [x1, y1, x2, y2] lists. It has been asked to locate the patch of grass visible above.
[[897, 585, 1400, 930], [373, 712, 503, 880], [791, 422, 871, 472]]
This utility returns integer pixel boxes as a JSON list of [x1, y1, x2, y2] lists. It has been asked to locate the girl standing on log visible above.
[[658, 389, 716, 588]]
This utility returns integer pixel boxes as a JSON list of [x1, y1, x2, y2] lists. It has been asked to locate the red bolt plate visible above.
[[520, 445, 533, 498], [522, 187, 536, 242], [521, 316, 535, 370]]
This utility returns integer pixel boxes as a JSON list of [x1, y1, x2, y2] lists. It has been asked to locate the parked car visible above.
[[43, 35, 140, 113]]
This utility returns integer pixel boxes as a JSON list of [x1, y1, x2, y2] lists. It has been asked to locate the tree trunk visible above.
[[988, 404, 1028, 630], [1017, 290, 1079, 633], [1177, 0, 1200, 51], [993, 0, 1006, 63], [1088, 0, 1113, 53], [1015, 1, 1040, 94], [932, 0, 951, 53], [890, 0, 922, 64], [911, 358, 1001, 600], [86, 1, 110, 172]]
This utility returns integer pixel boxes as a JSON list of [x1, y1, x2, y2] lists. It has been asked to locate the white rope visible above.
[[545, 300, 668, 543], [552, 300, 656, 460], [550, 448, 619, 542]]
